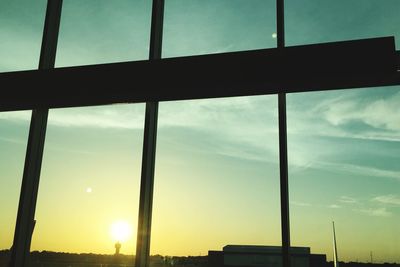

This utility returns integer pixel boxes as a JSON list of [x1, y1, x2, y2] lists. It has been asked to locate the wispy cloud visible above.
[[321, 91, 400, 133], [372, 195, 400, 206], [357, 207, 392, 217], [339, 196, 357, 204], [290, 201, 311, 207], [316, 162, 400, 181], [0, 106, 145, 129], [307, 90, 400, 142], [1, 89, 399, 176], [332, 195, 399, 217], [0, 97, 279, 162], [0, 110, 31, 122], [48, 106, 145, 129], [2, 89, 399, 143], [285, 88, 400, 180], [287, 88, 400, 143]]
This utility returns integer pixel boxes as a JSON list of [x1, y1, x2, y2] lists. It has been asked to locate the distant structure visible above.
[[115, 242, 121, 255], [333, 221, 339, 267], [208, 245, 327, 267]]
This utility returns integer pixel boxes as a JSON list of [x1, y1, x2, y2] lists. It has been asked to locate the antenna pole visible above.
[[333, 221, 339, 267]]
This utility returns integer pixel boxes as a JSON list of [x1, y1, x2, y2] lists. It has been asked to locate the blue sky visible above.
[[0, 0, 399, 262]]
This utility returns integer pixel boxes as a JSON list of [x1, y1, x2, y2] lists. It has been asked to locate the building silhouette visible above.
[[208, 245, 327, 267]]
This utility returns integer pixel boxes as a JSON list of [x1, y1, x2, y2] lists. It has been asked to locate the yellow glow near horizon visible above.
[[110, 220, 133, 243]]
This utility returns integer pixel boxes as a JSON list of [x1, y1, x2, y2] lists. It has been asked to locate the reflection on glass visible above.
[[287, 86, 400, 265], [286, 0, 400, 48], [163, 0, 276, 57], [151, 95, 281, 265], [56, 0, 152, 67], [30, 104, 144, 266], [0, 111, 31, 267], [0, 1, 46, 72]]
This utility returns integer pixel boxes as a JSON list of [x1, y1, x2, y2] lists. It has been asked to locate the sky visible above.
[[0, 0, 399, 263]]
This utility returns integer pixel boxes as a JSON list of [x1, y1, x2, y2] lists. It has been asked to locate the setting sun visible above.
[[110, 220, 133, 243]]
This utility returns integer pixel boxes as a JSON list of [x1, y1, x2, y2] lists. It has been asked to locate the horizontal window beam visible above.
[[0, 37, 398, 111]]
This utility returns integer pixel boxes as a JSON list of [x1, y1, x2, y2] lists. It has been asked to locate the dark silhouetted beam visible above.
[[10, 1, 63, 267], [0, 37, 398, 112], [276, 1, 291, 267], [135, 1, 164, 267]]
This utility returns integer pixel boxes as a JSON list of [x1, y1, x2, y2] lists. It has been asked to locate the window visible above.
[[0, 111, 30, 267], [1, 1, 399, 267], [288, 86, 400, 264], [286, 0, 400, 48], [0, 1, 46, 72], [30, 105, 144, 262], [56, 0, 152, 67], [151, 96, 281, 259], [163, 0, 276, 57]]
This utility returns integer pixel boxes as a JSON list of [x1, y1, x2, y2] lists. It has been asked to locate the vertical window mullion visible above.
[[276, 0, 291, 267], [9, 1, 63, 267], [135, 1, 164, 267]]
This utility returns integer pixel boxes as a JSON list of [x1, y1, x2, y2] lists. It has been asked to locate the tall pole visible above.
[[276, 1, 291, 267], [135, 1, 164, 267], [333, 221, 340, 267], [9, 1, 63, 267]]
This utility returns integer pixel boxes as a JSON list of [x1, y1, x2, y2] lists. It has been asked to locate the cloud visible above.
[[0, 105, 145, 129], [290, 201, 311, 207], [339, 196, 357, 204], [311, 90, 400, 142], [328, 204, 341, 209], [372, 195, 400, 206], [48, 106, 145, 129], [1, 88, 399, 175], [322, 91, 400, 132], [2, 89, 399, 144], [286, 88, 400, 143], [156, 96, 280, 163], [357, 207, 392, 217], [0, 110, 31, 122], [317, 162, 400, 181], [285, 88, 400, 176], [0, 97, 280, 163]]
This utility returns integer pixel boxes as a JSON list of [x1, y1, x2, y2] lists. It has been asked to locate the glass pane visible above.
[[0, 111, 31, 267], [30, 104, 144, 266], [151, 96, 281, 265], [163, 0, 277, 58], [288, 86, 400, 265], [0, 1, 47, 72], [286, 0, 400, 49], [56, 0, 152, 67]]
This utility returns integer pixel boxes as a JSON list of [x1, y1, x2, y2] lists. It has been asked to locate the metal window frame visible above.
[[276, 0, 291, 266], [3, 1, 400, 267], [1, 37, 398, 111], [9, 1, 63, 267], [135, 1, 164, 267]]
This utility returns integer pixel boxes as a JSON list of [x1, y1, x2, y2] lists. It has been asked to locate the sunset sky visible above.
[[0, 0, 399, 263]]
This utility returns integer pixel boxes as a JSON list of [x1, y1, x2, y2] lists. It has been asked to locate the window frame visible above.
[[2, 1, 399, 267]]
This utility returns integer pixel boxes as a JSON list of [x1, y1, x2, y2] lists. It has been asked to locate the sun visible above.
[[110, 220, 133, 243]]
